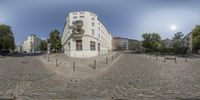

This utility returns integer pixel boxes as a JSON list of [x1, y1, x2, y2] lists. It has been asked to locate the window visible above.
[[73, 16, 77, 19], [73, 12, 77, 15], [98, 34, 100, 39], [92, 22, 95, 26], [92, 18, 95, 20], [76, 40, 82, 51], [98, 27, 100, 31], [90, 41, 96, 50], [92, 29, 95, 35], [79, 12, 84, 14], [68, 42, 70, 51], [80, 16, 84, 18]]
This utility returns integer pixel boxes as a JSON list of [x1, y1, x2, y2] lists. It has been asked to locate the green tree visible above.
[[159, 41, 168, 53], [49, 29, 61, 52], [172, 32, 186, 54], [142, 33, 161, 52], [39, 40, 47, 51], [142, 33, 151, 51], [193, 35, 200, 51], [191, 25, 200, 52], [0, 24, 15, 51]]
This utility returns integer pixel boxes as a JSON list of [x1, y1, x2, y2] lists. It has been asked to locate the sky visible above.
[[0, 0, 200, 45]]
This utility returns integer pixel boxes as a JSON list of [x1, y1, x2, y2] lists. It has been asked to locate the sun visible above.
[[170, 25, 177, 31]]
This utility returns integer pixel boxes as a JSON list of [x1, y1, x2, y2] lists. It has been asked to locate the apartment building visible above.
[[15, 45, 22, 53], [112, 37, 128, 51], [112, 37, 140, 51], [61, 11, 112, 58], [21, 34, 42, 53], [182, 32, 193, 53]]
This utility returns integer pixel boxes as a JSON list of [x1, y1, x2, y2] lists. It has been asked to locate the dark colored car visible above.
[[0, 50, 11, 56]]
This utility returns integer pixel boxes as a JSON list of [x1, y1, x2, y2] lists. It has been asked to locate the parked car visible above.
[[0, 49, 11, 56]]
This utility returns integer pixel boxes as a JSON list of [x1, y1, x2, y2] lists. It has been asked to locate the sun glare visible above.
[[170, 25, 177, 31]]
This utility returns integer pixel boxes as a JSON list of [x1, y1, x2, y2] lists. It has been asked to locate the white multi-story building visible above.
[[21, 34, 42, 53], [61, 11, 112, 58], [112, 37, 129, 51], [182, 32, 193, 53], [15, 45, 22, 53]]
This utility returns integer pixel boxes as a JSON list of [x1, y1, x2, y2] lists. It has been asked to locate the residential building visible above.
[[61, 11, 112, 58], [112, 37, 128, 51], [112, 37, 140, 51], [15, 45, 22, 53], [182, 32, 192, 53], [21, 34, 42, 53], [128, 39, 140, 51]]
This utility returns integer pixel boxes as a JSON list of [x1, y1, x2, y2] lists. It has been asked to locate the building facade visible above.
[[61, 11, 112, 58], [128, 39, 140, 51], [112, 37, 128, 51], [21, 34, 42, 53], [182, 32, 192, 53], [112, 37, 140, 51], [15, 45, 22, 53]]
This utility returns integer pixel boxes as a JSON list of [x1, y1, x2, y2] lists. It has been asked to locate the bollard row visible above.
[[44, 52, 121, 71]]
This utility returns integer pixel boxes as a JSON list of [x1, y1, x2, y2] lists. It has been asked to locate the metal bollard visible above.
[[73, 61, 75, 72], [175, 57, 177, 63], [56, 59, 58, 67], [112, 55, 114, 61], [48, 56, 50, 62], [106, 57, 108, 64], [164, 57, 166, 62], [150, 55, 151, 59], [156, 55, 158, 60], [94, 60, 96, 69]]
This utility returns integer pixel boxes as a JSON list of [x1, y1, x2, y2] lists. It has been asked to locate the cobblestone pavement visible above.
[[1, 53, 200, 100], [0, 56, 54, 99], [39, 52, 120, 79]]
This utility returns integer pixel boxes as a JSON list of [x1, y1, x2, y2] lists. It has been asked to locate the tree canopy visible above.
[[191, 25, 200, 52], [172, 32, 186, 54], [172, 32, 184, 48], [39, 40, 47, 51], [142, 33, 161, 52], [0, 24, 15, 51], [49, 29, 61, 52]]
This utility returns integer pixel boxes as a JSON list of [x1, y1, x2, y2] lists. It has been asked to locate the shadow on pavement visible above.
[[9, 52, 46, 57]]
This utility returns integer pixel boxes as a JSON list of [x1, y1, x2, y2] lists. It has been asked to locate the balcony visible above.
[[69, 20, 85, 39]]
